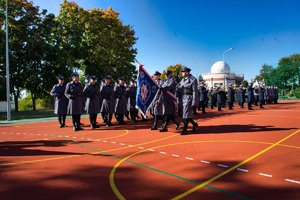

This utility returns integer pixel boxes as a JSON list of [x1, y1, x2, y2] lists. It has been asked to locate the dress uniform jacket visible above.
[[151, 80, 164, 116], [100, 83, 115, 113], [161, 77, 176, 116], [258, 87, 265, 101], [238, 87, 246, 103], [83, 83, 101, 114], [114, 84, 127, 114], [247, 85, 254, 103], [126, 86, 137, 112], [65, 81, 84, 115], [228, 87, 235, 104], [199, 86, 208, 101], [177, 75, 198, 119], [50, 84, 68, 115]]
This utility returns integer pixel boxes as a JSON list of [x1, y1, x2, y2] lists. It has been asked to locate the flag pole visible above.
[[6, 0, 11, 121]]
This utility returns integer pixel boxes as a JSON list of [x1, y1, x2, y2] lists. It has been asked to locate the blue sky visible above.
[[31, 0, 300, 80]]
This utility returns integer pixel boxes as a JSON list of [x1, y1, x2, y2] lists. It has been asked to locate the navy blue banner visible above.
[[136, 65, 158, 117]]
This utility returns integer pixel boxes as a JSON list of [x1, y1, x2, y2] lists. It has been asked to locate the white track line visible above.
[[138, 147, 144, 149], [237, 168, 249, 172], [148, 149, 155, 152], [120, 143, 125, 146], [259, 173, 272, 178], [201, 160, 210, 164], [111, 141, 116, 144], [285, 179, 300, 184], [171, 154, 180, 157], [160, 151, 167, 155], [185, 157, 194, 161], [217, 164, 229, 168]]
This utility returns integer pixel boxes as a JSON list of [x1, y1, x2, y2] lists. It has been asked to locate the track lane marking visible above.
[[172, 129, 300, 200]]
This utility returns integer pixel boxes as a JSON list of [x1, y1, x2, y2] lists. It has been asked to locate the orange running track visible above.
[[1, 100, 300, 200]]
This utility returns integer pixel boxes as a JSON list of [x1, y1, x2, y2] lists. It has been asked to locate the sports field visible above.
[[1, 100, 300, 200]]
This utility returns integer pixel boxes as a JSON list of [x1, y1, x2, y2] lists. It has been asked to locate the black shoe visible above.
[[248, 108, 254, 110], [180, 130, 187, 135], [142, 118, 149, 121], [150, 127, 157, 130], [192, 123, 199, 132], [159, 128, 168, 132], [73, 127, 78, 132], [77, 127, 84, 130], [80, 122, 84, 125], [175, 122, 180, 130], [132, 120, 137, 124]]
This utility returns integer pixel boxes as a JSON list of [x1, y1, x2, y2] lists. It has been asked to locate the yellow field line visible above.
[[172, 129, 300, 200]]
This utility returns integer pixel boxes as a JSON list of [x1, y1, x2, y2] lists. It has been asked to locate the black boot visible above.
[[62, 115, 67, 127], [58, 115, 63, 128], [107, 113, 113, 126], [77, 115, 84, 130], [190, 119, 198, 132], [72, 115, 77, 131], [151, 115, 158, 130], [181, 119, 188, 135], [160, 116, 169, 132]]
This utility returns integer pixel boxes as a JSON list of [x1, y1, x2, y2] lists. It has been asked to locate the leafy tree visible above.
[[161, 64, 184, 81], [0, 0, 40, 111]]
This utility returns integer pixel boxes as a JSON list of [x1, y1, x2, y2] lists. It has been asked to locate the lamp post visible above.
[[6, 0, 11, 121], [222, 47, 234, 86]]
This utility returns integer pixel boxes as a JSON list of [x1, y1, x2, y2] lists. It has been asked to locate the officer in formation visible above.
[[237, 84, 246, 108], [50, 76, 69, 128], [160, 70, 180, 132], [258, 84, 265, 108], [65, 72, 85, 131], [227, 84, 235, 110], [83, 76, 100, 129], [247, 82, 254, 110], [265, 85, 279, 104], [114, 77, 128, 125], [177, 67, 199, 135], [209, 87, 217, 109], [198, 81, 208, 114], [126, 79, 138, 123], [100, 76, 114, 127], [150, 71, 165, 130]]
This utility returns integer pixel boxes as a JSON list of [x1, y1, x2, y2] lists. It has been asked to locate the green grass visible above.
[[0, 110, 57, 121]]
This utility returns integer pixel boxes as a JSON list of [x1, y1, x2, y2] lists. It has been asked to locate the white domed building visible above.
[[202, 61, 244, 88]]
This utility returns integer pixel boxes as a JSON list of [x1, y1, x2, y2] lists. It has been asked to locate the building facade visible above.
[[202, 61, 244, 88]]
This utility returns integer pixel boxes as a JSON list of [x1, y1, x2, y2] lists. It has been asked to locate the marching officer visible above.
[[228, 84, 235, 110], [100, 76, 114, 127], [258, 84, 265, 109], [247, 82, 254, 110], [177, 66, 199, 135], [83, 75, 101, 129], [216, 85, 223, 111], [50, 76, 69, 128], [126, 79, 138, 123], [65, 72, 84, 131], [160, 70, 180, 132], [150, 71, 165, 130], [209, 87, 217, 109], [198, 81, 208, 114], [114, 77, 127, 125], [237, 84, 246, 108]]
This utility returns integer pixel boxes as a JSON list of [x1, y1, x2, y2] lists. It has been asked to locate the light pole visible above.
[[6, 0, 11, 121], [222, 47, 234, 86]]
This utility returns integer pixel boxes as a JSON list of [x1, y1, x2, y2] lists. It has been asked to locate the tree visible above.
[[0, 0, 40, 111], [56, 1, 138, 81], [161, 64, 184, 81]]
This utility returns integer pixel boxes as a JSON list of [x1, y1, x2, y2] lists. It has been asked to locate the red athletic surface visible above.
[[1, 101, 300, 200]]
